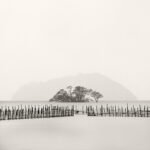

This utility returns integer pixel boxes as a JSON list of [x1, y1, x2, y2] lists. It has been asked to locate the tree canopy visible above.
[[49, 86, 103, 102]]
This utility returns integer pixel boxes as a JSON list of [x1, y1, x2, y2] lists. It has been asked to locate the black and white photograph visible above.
[[0, 0, 150, 150]]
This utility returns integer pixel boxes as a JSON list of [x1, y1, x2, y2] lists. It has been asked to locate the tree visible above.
[[72, 86, 88, 102], [51, 89, 69, 102], [66, 86, 73, 102], [91, 91, 103, 102], [49, 86, 103, 102]]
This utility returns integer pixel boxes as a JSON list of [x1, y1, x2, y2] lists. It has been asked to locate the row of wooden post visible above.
[[0, 104, 150, 120], [86, 105, 150, 117], [0, 105, 74, 120]]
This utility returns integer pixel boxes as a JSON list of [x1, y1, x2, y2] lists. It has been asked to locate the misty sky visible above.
[[0, 0, 150, 100]]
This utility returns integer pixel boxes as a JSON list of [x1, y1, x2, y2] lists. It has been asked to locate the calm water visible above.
[[0, 117, 150, 150], [0, 101, 150, 150], [1, 101, 150, 105]]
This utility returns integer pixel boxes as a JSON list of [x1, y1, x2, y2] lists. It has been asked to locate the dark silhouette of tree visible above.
[[50, 89, 69, 102], [72, 86, 88, 102], [66, 86, 73, 102], [91, 91, 103, 102], [49, 86, 103, 102]]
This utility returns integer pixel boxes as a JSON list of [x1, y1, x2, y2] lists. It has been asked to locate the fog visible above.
[[0, 0, 150, 100]]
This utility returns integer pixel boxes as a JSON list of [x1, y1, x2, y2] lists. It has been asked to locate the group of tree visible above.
[[49, 86, 103, 102]]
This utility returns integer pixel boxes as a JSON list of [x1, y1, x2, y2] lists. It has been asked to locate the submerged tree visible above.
[[49, 86, 103, 102]]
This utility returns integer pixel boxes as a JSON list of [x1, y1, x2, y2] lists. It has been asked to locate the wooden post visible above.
[[143, 106, 146, 117], [139, 105, 142, 117], [147, 106, 149, 117]]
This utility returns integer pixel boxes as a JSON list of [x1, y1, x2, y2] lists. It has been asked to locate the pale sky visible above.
[[0, 0, 150, 100]]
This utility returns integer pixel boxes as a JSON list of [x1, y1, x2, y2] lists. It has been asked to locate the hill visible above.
[[12, 73, 137, 101]]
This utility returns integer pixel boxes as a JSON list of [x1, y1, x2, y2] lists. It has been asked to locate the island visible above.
[[49, 86, 103, 102]]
